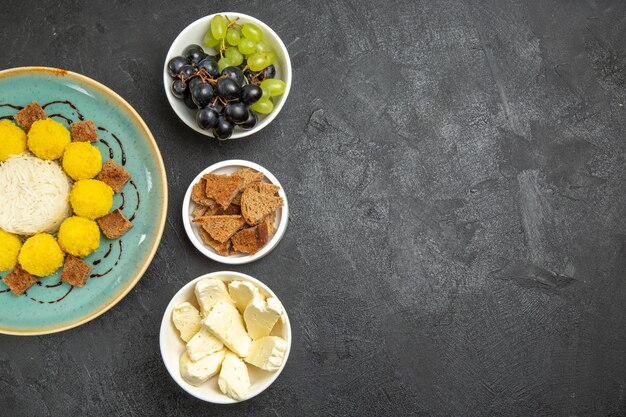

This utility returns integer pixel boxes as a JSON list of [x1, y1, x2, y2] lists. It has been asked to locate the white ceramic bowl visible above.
[[163, 12, 292, 139], [182, 159, 288, 265], [160, 271, 292, 404]]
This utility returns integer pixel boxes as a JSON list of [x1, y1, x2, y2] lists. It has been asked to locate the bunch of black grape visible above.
[[167, 44, 276, 140]]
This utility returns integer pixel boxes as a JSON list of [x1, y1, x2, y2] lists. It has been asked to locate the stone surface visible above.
[[1, 0, 626, 415]]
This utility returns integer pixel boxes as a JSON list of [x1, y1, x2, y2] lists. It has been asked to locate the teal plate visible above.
[[0, 67, 168, 335]]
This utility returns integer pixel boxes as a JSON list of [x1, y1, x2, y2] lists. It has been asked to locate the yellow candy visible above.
[[70, 179, 113, 220], [0, 229, 22, 270], [27, 118, 71, 160], [62, 142, 103, 181], [18, 233, 64, 277], [0, 120, 27, 161]]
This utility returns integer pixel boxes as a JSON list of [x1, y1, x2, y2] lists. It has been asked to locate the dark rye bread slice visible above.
[[263, 214, 277, 236], [61, 255, 92, 287], [252, 182, 280, 195], [240, 186, 284, 226], [98, 209, 133, 239], [97, 159, 130, 192], [230, 169, 267, 205], [70, 120, 98, 142], [193, 215, 245, 243], [231, 222, 270, 254], [198, 227, 231, 256], [192, 179, 218, 209], [3, 267, 36, 296], [203, 174, 245, 210], [192, 204, 209, 219], [233, 168, 264, 186], [14, 101, 46, 132], [215, 204, 241, 216], [192, 202, 240, 219]]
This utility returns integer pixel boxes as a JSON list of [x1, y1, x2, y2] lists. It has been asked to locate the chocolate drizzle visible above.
[[42, 100, 85, 120], [97, 127, 127, 165], [99, 139, 114, 159], [119, 192, 126, 210], [0, 103, 22, 121], [90, 240, 123, 278], [0, 288, 10, 294], [93, 243, 113, 266], [111, 133, 126, 165], [28, 285, 74, 304], [0, 103, 23, 110], [129, 180, 140, 221], [49, 113, 73, 124]]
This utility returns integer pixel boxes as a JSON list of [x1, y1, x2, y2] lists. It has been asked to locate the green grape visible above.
[[242, 23, 263, 42], [218, 57, 234, 73], [260, 79, 286, 96], [247, 52, 271, 72], [266, 52, 276, 65], [211, 14, 227, 39], [250, 97, 274, 114], [224, 47, 244, 66], [255, 41, 271, 53], [238, 38, 256, 55], [203, 29, 220, 48], [260, 86, 270, 100], [226, 29, 241, 46]]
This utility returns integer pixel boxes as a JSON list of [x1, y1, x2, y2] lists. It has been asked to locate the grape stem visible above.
[[224, 15, 241, 30]]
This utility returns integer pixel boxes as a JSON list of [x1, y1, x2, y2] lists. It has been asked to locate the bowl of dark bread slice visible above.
[[182, 160, 288, 264]]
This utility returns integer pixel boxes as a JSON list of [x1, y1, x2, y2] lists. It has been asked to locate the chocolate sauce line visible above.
[[111, 133, 126, 166], [119, 192, 126, 210], [115, 240, 123, 266], [93, 243, 113, 266], [129, 180, 140, 221], [0, 115, 13, 120], [0, 103, 23, 110], [49, 113, 73, 124], [90, 267, 112, 278], [28, 285, 74, 305], [99, 139, 114, 159], [0, 288, 10, 294], [42, 100, 85, 120], [90, 240, 123, 278]]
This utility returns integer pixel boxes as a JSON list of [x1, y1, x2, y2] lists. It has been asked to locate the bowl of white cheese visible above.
[[159, 271, 291, 403]]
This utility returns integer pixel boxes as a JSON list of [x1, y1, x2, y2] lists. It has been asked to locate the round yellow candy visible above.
[[58, 216, 100, 257], [27, 118, 71, 160], [0, 120, 27, 162], [0, 229, 22, 270], [62, 142, 103, 181], [70, 179, 113, 220], [18, 233, 64, 277]]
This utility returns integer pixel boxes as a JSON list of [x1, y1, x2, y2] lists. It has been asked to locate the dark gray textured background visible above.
[[1, 0, 625, 415]]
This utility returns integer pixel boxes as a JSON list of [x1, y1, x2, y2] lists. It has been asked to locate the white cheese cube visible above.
[[228, 280, 262, 313], [195, 278, 235, 316], [243, 297, 283, 340], [186, 327, 224, 362], [218, 352, 250, 401], [245, 336, 287, 371], [179, 349, 225, 386], [172, 302, 201, 342], [203, 301, 252, 357]]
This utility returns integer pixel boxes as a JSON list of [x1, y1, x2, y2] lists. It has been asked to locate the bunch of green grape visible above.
[[203, 14, 286, 115]]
